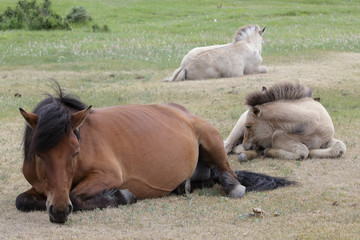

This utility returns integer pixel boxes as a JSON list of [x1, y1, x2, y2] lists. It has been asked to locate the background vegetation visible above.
[[0, 0, 359, 239], [1, 0, 359, 70]]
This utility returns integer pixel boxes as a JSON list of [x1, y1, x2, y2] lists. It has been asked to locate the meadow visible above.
[[0, 0, 360, 239]]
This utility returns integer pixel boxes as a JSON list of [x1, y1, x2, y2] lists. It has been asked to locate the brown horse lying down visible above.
[[16, 83, 293, 224], [224, 82, 346, 161]]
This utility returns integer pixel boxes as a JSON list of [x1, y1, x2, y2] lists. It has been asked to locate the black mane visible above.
[[23, 82, 88, 163], [245, 82, 313, 107]]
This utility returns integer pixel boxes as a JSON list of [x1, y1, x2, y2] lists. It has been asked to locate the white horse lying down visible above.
[[224, 82, 346, 161], [163, 24, 267, 82]]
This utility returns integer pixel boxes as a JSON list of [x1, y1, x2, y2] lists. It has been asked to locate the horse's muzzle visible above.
[[48, 204, 73, 224], [242, 142, 253, 151]]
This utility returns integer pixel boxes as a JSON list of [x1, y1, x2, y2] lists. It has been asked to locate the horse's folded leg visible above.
[[224, 110, 248, 154], [309, 139, 346, 158], [269, 131, 310, 160], [16, 188, 46, 212], [218, 171, 246, 198], [238, 150, 260, 162], [264, 148, 308, 160], [172, 179, 192, 195], [71, 188, 136, 211], [258, 65, 268, 73]]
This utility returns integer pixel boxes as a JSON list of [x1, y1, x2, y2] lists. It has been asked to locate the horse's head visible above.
[[242, 106, 273, 151], [234, 25, 266, 53], [20, 105, 91, 223], [243, 82, 316, 152]]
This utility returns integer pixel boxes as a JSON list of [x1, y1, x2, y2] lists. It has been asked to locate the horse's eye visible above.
[[245, 125, 251, 129], [72, 152, 79, 158]]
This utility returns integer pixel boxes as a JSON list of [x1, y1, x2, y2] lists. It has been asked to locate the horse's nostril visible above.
[[49, 204, 72, 215], [48, 204, 72, 224]]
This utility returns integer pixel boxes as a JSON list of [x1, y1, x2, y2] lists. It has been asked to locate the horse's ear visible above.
[[262, 86, 267, 92], [71, 105, 92, 130], [252, 106, 261, 116], [259, 26, 266, 35], [19, 108, 38, 129]]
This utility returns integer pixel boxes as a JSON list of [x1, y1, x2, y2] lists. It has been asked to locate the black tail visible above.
[[235, 170, 296, 191], [211, 168, 295, 192]]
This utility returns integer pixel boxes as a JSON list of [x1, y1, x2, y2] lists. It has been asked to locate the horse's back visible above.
[[183, 42, 240, 65], [79, 104, 200, 199], [181, 42, 248, 79], [270, 99, 332, 127]]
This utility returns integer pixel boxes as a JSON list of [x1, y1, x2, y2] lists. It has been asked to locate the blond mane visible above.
[[245, 82, 314, 107], [234, 25, 260, 42]]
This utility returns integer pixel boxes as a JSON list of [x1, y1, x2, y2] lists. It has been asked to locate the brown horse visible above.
[[16, 83, 293, 224]]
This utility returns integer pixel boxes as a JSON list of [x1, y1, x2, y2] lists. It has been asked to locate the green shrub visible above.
[[65, 6, 91, 23], [0, 0, 69, 30], [0, 7, 23, 29], [92, 24, 110, 32], [0, 0, 109, 32]]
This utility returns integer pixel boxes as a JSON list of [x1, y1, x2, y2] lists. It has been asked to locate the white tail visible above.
[[163, 67, 186, 82]]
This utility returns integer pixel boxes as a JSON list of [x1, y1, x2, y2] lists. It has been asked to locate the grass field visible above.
[[0, 0, 360, 239]]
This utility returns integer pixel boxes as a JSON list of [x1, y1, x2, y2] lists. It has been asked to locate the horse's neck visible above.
[[246, 35, 262, 53]]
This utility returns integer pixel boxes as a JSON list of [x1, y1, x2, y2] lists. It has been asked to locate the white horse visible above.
[[224, 82, 346, 161], [163, 25, 267, 82]]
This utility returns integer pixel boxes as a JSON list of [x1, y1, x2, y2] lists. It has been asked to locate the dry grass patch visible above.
[[0, 52, 360, 239]]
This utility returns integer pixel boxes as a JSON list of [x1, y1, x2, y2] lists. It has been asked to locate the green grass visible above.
[[0, 0, 359, 70]]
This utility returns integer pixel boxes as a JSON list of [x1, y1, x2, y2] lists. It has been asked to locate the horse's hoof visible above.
[[115, 189, 137, 204], [123, 189, 137, 204], [238, 153, 247, 162], [333, 141, 346, 157], [229, 184, 246, 198]]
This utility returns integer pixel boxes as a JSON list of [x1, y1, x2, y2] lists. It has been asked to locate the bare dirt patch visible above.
[[0, 52, 359, 239]]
